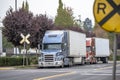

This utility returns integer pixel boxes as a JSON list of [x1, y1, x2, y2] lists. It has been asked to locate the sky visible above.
[[0, 0, 95, 25]]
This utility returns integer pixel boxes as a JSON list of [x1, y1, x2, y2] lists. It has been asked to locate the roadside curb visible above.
[[0, 67, 15, 70], [108, 61, 120, 64]]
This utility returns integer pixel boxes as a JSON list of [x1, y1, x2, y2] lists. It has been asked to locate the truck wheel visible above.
[[68, 59, 73, 67], [81, 58, 85, 65], [93, 58, 97, 64], [95, 59, 98, 64], [60, 63, 64, 68], [105, 57, 108, 63], [60, 60, 64, 68], [102, 57, 108, 63], [38, 66, 43, 69]]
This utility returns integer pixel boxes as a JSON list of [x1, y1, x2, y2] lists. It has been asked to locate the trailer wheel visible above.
[[102, 57, 108, 63], [105, 57, 108, 63]]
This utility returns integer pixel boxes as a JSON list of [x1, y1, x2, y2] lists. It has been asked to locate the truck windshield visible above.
[[43, 43, 61, 50]]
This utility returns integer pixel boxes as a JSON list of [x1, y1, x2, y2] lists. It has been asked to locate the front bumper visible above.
[[38, 61, 63, 67]]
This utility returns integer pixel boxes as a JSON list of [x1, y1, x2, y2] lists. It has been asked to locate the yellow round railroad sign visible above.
[[93, 0, 120, 32]]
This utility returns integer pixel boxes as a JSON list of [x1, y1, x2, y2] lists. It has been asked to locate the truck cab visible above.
[[86, 38, 96, 63], [38, 30, 67, 67]]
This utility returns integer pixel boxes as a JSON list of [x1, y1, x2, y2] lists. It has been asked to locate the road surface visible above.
[[0, 61, 120, 80]]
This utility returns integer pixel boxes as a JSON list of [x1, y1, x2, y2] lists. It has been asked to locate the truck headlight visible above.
[[38, 57, 44, 61], [55, 57, 62, 61], [56, 52, 62, 56]]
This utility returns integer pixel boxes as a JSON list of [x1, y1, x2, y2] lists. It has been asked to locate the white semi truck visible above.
[[86, 38, 110, 63], [38, 30, 86, 67]]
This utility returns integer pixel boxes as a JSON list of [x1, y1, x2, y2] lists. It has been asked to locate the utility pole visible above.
[[14, 0, 17, 55], [113, 33, 117, 80], [15, 0, 17, 11]]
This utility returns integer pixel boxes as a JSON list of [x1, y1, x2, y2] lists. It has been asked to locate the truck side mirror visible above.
[[64, 43, 67, 46], [62, 43, 67, 51]]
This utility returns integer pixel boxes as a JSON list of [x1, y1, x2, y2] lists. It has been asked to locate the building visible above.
[[0, 21, 3, 55]]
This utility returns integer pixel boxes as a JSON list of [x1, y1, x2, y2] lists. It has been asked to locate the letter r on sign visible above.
[[97, 3, 106, 14]]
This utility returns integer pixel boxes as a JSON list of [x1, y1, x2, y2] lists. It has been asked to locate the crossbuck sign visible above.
[[20, 33, 30, 44]]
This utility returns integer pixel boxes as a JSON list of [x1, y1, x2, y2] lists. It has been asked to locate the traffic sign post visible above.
[[20, 33, 30, 66], [93, 0, 120, 80], [23, 42, 26, 67], [113, 33, 117, 80]]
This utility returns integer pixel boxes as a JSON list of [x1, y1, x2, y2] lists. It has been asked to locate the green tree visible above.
[[22, 1, 25, 9], [83, 18, 93, 32], [22, 0, 29, 11], [55, 0, 74, 27], [2, 36, 14, 48]]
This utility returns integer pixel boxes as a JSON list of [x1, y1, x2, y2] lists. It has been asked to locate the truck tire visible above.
[[102, 57, 108, 63], [60, 60, 64, 68], [68, 58, 73, 67], [95, 58, 98, 64], [93, 58, 97, 64], [60, 63, 64, 68], [105, 57, 108, 63], [81, 58, 85, 65], [38, 66, 43, 69]]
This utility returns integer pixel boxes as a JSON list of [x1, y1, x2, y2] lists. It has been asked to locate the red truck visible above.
[[86, 37, 110, 64]]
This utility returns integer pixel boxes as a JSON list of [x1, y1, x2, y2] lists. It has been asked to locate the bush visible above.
[[0, 57, 30, 66], [109, 54, 120, 61], [30, 56, 38, 64], [117, 56, 120, 60]]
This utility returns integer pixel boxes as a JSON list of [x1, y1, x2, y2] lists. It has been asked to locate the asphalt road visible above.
[[0, 61, 120, 80]]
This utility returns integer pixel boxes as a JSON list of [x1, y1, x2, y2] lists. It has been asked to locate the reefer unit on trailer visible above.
[[86, 38, 110, 63], [38, 30, 86, 67]]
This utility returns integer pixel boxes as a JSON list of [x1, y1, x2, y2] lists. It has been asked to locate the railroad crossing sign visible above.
[[20, 33, 30, 44], [93, 0, 120, 32]]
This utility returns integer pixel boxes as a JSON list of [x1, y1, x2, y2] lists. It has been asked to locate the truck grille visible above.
[[44, 54, 54, 62]]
